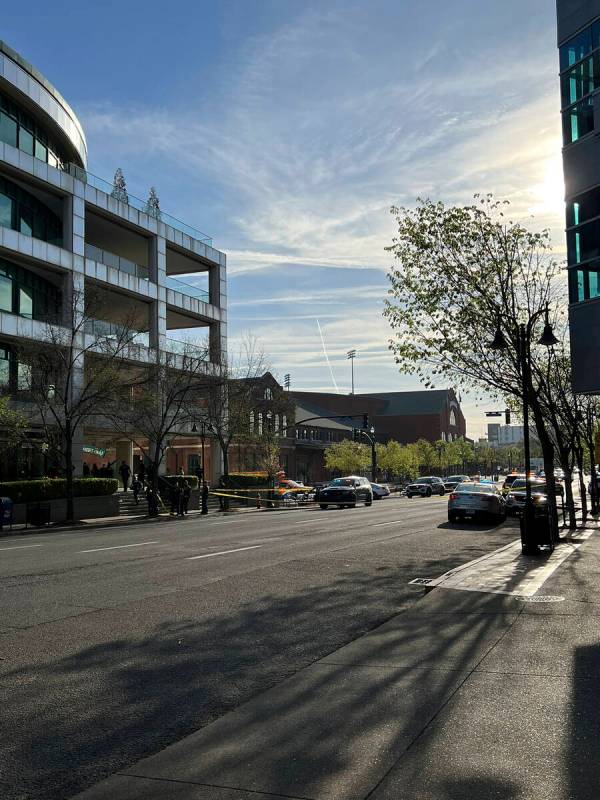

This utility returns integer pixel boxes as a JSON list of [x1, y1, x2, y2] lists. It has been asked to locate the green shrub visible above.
[[0, 478, 118, 503], [160, 475, 199, 489], [224, 472, 271, 489]]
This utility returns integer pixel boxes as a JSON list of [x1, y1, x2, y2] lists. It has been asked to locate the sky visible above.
[[4, 0, 565, 438]]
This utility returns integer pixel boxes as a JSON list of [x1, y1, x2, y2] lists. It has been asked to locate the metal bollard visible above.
[[256, 493, 261, 509]]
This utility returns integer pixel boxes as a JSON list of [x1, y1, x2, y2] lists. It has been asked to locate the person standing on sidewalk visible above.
[[201, 480, 209, 515], [119, 460, 131, 493]]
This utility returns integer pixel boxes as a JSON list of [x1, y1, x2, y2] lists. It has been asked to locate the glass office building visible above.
[[0, 40, 227, 478], [558, 1, 600, 392]]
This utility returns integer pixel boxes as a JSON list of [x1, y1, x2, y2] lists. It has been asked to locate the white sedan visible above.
[[370, 483, 391, 499]]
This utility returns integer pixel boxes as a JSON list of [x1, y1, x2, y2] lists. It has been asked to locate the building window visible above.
[[563, 96, 595, 144], [0, 258, 60, 321], [249, 411, 255, 432], [0, 91, 67, 169], [264, 388, 272, 400], [561, 56, 596, 107], [0, 176, 62, 246], [560, 25, 594, 72], [282, 415, 287, 434], [449, 409, 457, 426], [258, 412, 263, 435]]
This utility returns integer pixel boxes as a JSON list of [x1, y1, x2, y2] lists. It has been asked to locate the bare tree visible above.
[[17, 288, 140, 521], [107, 343, 211, 494]]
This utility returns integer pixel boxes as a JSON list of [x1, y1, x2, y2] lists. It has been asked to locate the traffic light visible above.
[[505, 409, 511, 425], [363, 413, 369, 429]]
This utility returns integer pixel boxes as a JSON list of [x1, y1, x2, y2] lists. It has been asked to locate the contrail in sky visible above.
[[316, 318, 340, 394]]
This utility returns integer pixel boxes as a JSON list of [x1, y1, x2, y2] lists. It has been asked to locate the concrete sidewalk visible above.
[[74, 531, 600, 800]]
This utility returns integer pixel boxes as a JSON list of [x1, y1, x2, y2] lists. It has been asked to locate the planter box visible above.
[[8, 494, 120, 525]]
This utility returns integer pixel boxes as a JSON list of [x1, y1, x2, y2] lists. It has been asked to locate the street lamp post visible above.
[[191, 419, 208, 478], [369, 425, 377, 481], [490, 305, 558, 555]]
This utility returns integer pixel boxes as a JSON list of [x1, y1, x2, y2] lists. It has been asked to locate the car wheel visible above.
[[426, 488, 432, 497], [351, 503, 357, 508], [365, 499, 372, 506], [406, 493, 412, 498], [319, 504, 328, 509], [439, 487, 445, 496]]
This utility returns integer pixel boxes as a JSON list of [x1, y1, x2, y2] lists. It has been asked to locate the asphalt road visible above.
[[0, 496, 519, 800]]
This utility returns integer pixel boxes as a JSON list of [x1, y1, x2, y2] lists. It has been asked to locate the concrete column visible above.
[[116, 440, 134, 487], [149, 235, 167, 351]]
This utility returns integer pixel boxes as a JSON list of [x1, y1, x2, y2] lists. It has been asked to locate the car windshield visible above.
[[418, 478, 433, 484], [511, 479, 546, 491], [504, 475, 524, 486], [447, 476, 464, 482], [456, 483, 497, 494], [330, 478, 353, 486]]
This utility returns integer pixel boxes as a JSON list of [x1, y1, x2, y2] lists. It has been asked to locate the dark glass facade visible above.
[[0, 257, 61, 322], [560, 20, 600, 145], [0, 175, 62, 246], [0, 90, 67, 169]]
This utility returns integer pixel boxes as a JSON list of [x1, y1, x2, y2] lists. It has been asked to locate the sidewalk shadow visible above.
[[569, 644, 600, 798], [2, 548, 521, 800]]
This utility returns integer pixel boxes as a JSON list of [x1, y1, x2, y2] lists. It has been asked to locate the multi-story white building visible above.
[[487, 423, 525, 447], [0, 41, 226, 480]]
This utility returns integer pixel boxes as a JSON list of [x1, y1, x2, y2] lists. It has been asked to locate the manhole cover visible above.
[[515, 595, 565, 603]]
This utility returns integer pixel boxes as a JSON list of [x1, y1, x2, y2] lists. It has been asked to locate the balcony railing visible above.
[[165, 276, 209, 303], [65, 163, 213, 245], [84, 318, 149, 347], [164, 337, 208, 361], [85, 243, 149, 280]]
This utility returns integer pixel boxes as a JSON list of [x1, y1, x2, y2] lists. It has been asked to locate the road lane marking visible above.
[[294, 517, 329, 524], [0, 544, 44, 551], [79, 541, 159, 553], [187, 545, 263, 560], [370, 520, 405, 527]]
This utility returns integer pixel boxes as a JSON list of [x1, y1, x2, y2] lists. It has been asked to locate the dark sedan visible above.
[[505, 479, 565, 516], [318, 476, 373, 509], [443, 474, 471, 492]]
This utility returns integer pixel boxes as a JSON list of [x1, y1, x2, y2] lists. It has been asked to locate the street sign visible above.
[[485, 412, 502, 417]]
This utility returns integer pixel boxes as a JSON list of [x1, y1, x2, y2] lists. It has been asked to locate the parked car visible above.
[[501, 473, 526, 497], [370, 482, 391, 499], [448, 482, 506, 523], [443, 474, 471, 492], [406, 476, 445, 498], [318, 476, 373, 509], [505, 479, 564, 516]]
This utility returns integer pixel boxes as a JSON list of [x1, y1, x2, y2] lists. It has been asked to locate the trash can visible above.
[[0, 496, 13, 530]]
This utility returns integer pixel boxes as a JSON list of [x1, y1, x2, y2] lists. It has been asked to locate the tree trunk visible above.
[[563, 466, 577, 530], [531, 404, 559, 543], [221, 441, 230, 510], [64, 421, 74, 522], [577, 457, 588, 522], [586, 436, 599, 515]]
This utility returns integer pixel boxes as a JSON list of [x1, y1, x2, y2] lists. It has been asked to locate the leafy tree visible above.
[[384, 195, 563, 537], [451, 437, 474, 473], [324, 439, 370, 475], [413, 438, 436, 472]]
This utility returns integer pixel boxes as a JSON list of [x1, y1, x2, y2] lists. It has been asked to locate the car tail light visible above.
[[449, 493, 458, 500]]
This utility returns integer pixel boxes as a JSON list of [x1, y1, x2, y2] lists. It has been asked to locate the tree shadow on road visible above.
[[2, 534, 521, 800]]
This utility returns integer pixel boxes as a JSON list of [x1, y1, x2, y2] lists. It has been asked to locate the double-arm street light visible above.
[[489, 304, 558, 555], [356, 424, 377, 481]]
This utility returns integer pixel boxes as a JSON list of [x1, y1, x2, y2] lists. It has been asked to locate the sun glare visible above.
[[528, 149, 566, 219]]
